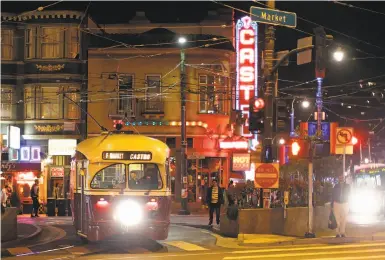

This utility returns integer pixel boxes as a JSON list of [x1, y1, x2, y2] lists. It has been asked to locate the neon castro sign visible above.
[[236, 16, 258, 137], [102, 152, 152, 161]]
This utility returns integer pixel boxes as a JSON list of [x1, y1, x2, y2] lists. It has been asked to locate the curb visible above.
[[1, 223, 42, 258], [238, 235, 385, 247]]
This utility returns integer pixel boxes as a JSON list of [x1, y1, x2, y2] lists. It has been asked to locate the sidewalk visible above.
[[1, 222, 42, 255]]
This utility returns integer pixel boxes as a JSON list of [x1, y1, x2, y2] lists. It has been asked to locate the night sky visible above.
[[2, 1, 385, 147]]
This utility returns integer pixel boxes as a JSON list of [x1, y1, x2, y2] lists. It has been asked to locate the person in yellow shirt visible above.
[[205, 179, 224, 226]]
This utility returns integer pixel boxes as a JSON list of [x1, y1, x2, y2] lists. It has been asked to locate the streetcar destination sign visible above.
[[102, 151, 152, 161]]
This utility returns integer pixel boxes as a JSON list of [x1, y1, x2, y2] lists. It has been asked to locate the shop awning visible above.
[[230, 172, 245, 180]]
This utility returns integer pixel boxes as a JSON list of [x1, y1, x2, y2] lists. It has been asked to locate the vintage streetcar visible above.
[[70, 133, 172, 242]]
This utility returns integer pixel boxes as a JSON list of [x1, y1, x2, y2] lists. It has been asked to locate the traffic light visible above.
[[314, 26, 333, 79], [291, 140, 300, 156], [113, 120, 123, 130], [275, 99, 289, 132], [249, 97, 265, 134]]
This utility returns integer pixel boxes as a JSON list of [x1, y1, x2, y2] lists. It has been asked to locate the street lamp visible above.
[[278, 138, 285, 145], [290, 98, 310, 137], [333, 47, 344, 62], [178, 36, 190, 215]]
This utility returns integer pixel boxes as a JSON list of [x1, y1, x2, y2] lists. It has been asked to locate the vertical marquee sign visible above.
[[236, 16, 259, 137]]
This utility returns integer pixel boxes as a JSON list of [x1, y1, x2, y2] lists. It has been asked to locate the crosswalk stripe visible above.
[[66, 246, 91, 255], [232, 242, 385, 254], [303, 255, 385, 260], [223, 248, 385, 259], [164, 241, 208, 251], [6, 247, 33, 255]]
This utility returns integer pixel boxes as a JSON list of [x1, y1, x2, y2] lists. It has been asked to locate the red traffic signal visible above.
[[253, 98, 265, 111], [113, 120, 123, 130], [351, 136, 358, 145], [291, 141, 300, 156]]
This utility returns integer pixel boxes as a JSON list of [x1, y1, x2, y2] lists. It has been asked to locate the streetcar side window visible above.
[[90, 164, 126, 189], [128, 163, 162, 190]]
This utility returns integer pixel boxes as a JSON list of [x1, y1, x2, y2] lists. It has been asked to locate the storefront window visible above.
[[128, 163, 162, 190], [90, 164, 126, 189]]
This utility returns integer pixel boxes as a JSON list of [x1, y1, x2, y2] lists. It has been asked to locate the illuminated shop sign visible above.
[[49, 139, 77, 156], [51, 167, 65, 178], [236, 16, 258, 137], [7, 126, 20, 149], [20, 147, 31, 161], [232, 153, 251, 172], [102, 151, 152, 161], [31, 147, 41, 161], [219, 141, 249, 150]]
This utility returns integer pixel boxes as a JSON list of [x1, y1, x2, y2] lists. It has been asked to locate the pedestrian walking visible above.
[[331, 175, 351, 238], [227, 180, 235, 206], [30, 179, 40, 218], [206, 179, 223, 226], [1, 185, 8, 214]]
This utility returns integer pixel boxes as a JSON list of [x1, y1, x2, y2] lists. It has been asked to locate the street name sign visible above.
[[250, 6, 297, 28]]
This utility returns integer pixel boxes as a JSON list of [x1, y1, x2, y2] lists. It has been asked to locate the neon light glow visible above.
[[292, 141, 300, 156], [219, 141, 249, 149], [236, 16, 258, 137]]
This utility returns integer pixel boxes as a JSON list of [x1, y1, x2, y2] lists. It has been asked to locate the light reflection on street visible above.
[[349, 213, 385, 225]]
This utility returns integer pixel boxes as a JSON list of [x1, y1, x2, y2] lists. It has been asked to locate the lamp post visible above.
[[290, 98, 310, 137], [178, 36, 190, 215]]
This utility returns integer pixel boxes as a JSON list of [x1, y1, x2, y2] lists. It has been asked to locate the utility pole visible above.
[[178, 45, 190, 215], [261, 0, 276, 208]]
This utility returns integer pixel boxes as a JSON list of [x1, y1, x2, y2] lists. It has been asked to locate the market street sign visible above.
[[250, 6, 297, 28]]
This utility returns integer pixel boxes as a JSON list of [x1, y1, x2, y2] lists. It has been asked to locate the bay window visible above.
[[1, 87, 12, 119], [1, 29, 13, 60], [25, 26, 79, 59], [24, 85, 80, 120], [198, 75, 225, 114], [145, 75, 162, 111]]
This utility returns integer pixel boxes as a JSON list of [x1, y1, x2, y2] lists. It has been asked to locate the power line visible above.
[[333, 1, 385, 17]]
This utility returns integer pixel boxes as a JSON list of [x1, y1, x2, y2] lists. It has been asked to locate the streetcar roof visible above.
[[76, 134, 169, 163]]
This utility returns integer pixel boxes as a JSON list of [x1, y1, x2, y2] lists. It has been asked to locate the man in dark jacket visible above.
[[206, 179, 223, 226], [30, 179, 40, 218], [331, 175, 351, 237]]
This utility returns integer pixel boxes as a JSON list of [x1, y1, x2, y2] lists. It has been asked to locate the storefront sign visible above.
[[232, 153, 251, 172], [48, 139, 77, 156], [220, 140, 249, 150], [235, 16, 258, 137], [51, 167, 65, 178], [7, 126, 20, 149], [1, 162, 41, 172], [254, 163, 279, 189], [9, 148, 19, 161], [102, 151, 152, 161]]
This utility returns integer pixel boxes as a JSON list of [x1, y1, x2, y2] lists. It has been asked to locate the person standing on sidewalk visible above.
[[227, 180, 235, 206], [206, 179, 223, 226], [331, 175, 351, 238], [30, 179, 40, 218]]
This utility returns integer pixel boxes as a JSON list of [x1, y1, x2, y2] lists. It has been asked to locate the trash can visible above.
[[57, 199, 66, 216], [22, 201, 33, 215], [46, 198, 56, 216]]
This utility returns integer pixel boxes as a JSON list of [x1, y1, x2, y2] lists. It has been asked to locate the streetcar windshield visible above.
[[128, 163, 162, 190], [91, 164, 126, 189]]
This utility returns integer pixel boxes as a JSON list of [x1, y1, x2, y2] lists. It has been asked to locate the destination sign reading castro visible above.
[[250, 6, 297, 28], [102, 151, 152, 160]]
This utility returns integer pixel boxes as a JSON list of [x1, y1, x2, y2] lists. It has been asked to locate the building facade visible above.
[[87, 10, 240, 203], [0, 10, 90, 214]]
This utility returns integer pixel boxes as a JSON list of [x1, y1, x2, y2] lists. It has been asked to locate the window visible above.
[[166, 137, 176, 148], [41, 87, 60, 119], [68, 27, 79, 58], [198, 75, 225, 114], [25, 28, 36, 59], [41, 27, 61, 58], [24, 87, 35, 119], [145, 75, 162, 111], [0, 88, 12, 119], [1, 29, 13, 60], [187, 138, 194, 148], [90, 164, 126, 189], [66, 88, 80, 119], [118, 75, 134, 112], [128, 163, 162, 190]]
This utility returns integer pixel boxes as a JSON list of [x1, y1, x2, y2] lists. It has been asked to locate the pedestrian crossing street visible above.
[[3, 240, 385, 259]]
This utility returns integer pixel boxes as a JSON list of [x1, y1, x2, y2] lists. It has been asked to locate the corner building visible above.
[[87, 10, 237, 204]]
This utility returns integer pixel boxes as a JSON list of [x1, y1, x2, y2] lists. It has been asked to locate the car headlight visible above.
[[114, 200, 143, 226], [349, 190, 381, 214]]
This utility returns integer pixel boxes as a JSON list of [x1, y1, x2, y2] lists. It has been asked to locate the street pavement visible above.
[[1, 214, 385, 260]]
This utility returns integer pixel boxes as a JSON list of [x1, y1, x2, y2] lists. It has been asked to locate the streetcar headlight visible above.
[[114, 200, 143, 226], [349, 190, 381, 214]]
